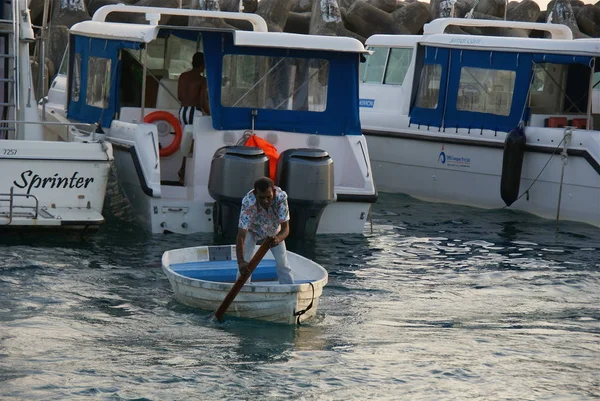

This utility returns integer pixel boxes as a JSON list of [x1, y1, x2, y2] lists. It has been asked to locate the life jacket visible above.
[[245, 134, 278, 182]]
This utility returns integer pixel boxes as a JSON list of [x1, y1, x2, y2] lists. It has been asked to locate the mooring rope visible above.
[[293, 282, 315, 326], [502, 130, 568, 209]]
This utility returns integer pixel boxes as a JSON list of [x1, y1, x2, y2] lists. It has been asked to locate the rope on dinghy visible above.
[[293, 282, 315, 326]]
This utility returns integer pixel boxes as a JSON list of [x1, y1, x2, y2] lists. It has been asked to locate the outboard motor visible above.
[[500, 127, 527, 206], [208, 146, 269, 241], [277, 148, 334, 241]]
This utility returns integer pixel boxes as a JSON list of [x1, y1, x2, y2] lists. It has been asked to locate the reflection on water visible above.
[[0, 193, 598, 400]]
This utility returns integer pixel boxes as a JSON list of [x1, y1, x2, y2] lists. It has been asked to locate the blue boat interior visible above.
[[170, 259, 279, 283]]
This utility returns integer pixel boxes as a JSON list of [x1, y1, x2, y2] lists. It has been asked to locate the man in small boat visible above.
[[236, 177, 293, 284]]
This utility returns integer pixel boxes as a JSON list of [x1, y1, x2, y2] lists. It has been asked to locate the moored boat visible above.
[[0, 0, 113, 232], [44, 5, 378, 238], [360, 18, 600, 228], [162, 244, 328, 325]]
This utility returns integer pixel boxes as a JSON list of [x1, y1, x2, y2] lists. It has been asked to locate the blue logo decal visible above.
[[359, 99, 375, 108], [438, 146, 446, 164], [438, 145, 471, 168]]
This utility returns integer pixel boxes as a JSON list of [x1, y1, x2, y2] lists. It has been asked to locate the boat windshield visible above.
[[220, 55, 329, 112]]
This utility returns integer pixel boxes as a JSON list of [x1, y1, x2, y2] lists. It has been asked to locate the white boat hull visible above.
[[364, 127, 600, 227], [108, 116, 375, 234], [0, 140, 112, 229], [162, 245, 328, 325]]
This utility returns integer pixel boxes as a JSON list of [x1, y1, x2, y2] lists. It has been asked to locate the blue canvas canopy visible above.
[[67, 36, 142, 128], [410, 46, 595, 133], [202, 31, 362, 136], [67, 28, 363, 136]]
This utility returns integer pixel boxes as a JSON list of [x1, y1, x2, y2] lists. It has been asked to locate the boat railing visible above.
[[424, 18, 573, 40], [91, 4, 268, 32], [0, 187, 40, 225], [0, 120, 101, 140]]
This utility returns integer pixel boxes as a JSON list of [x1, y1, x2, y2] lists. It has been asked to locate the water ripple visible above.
[[0, 193, 598, 400]]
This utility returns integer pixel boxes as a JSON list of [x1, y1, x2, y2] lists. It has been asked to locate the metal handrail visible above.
[[0, 119, 97, 127], [424, 18, 573, 40], [0, 187, 40, 225], [91, 4, 268, 32]]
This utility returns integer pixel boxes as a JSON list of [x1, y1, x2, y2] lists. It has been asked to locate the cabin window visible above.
[[166, 35, 197, 78], [71, 54, 81, 102], [415, 64, 442, 109], [58, 48, 69, 76], [361, 46, 388, 84], [456, 67, 515, 116], [529, 62, 591, 114], [221, 55, 329, 112], [86, 57, 111, 109], [384, 48, 412, 85], [529, 63, 565, 114]]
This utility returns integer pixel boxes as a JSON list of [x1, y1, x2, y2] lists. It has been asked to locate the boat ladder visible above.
[[0, 0, 22, 139], [0, 187, 40, 225]]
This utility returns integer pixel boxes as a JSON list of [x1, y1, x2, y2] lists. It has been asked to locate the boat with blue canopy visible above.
[[359, 18, 600, 227], [43, 5, 377, 237]]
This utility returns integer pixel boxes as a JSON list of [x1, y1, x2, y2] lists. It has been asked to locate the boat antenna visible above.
[[39, 0, 51, 120], [251, 109, 257, 134]]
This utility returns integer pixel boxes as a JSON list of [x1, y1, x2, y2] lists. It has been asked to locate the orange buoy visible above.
[[144, 111, 183, 157]]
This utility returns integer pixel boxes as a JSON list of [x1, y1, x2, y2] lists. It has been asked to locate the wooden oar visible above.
[[215, 237, 273, 322]]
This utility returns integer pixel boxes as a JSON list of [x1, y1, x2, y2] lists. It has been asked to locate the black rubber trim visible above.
[[336, 192, 378, 203], [363, 129, 600, 176], [60, 220, 104, 226], [110, 142, 154, 197]]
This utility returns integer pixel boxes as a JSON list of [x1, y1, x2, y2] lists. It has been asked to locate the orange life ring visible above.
[[144, 111, 183, 158]]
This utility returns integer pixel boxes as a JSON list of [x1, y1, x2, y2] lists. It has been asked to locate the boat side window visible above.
[[58, 47, 69, 76], [529, 63, 565, 114], [71, 53, 81, 102], [383, 48, 412, 85], [456, 67, 515, 116], [415, 64, 442, 109], [361, 46, 389, 84], [86, 57, 111, 109], [221, 55, 329, 112], [166, 35, 197, 79]]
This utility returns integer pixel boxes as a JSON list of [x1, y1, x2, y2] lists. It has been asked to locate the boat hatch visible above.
[[409, 46, 596, 133]]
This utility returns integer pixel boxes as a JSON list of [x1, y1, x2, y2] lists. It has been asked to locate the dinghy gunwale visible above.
[[162, 245, 328, 294]]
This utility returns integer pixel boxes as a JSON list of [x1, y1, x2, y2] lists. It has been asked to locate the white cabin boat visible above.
[[0, 0, 112, 231], [43, 5, 377, 237], [162, 245, 328, 325], [360, 18, 600, 228]]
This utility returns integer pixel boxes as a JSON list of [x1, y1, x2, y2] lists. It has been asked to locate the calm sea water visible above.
[[1, 192, 598, 400]]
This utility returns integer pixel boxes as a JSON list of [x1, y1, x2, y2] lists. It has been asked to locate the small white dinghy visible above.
[[162, 245, 328, 325]]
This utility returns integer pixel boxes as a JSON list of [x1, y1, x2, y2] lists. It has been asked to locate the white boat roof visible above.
[[365, 18, 599, 57], [365, 35, 420, 47], [69, 21, 367, 53], [421, 34, 600, 57], [365, 35, 599, 58]]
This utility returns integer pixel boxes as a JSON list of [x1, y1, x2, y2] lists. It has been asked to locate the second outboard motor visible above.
[[500, 127, 527, 206], [277, 148, 334, 241], [208, 146, 269, 241]]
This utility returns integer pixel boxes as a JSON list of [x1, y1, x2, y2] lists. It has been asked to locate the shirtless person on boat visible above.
[[177, 52, 210, 183], [236, 177, 293, 284], [177, 52, 210, 124]]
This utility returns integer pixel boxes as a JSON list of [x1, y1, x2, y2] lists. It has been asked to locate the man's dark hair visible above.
[[192, 52, 205, 68], [254, 177, 274, 192]]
